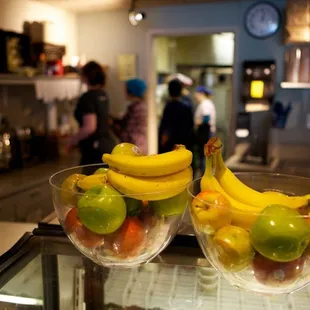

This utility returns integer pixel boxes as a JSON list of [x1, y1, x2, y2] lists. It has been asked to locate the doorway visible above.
[[146, 28, 238, 161]]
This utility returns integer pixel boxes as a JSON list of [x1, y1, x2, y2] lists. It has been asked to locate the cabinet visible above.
[[0, 228, 309, 310]]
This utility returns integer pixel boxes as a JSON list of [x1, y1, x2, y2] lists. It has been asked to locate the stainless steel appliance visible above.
[[239, 61, 276, 165]]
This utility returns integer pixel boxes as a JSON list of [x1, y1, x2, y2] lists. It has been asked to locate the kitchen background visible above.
[[0, 0, 310, 224]]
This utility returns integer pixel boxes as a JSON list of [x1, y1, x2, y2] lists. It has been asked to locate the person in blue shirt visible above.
[[158, 79, 194, 154]]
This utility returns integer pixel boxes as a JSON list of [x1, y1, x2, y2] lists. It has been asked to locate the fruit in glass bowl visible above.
[[50, 143, 193, 267], [188, 137, 310, 295]]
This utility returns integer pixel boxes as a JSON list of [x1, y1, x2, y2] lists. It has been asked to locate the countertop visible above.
[[0, 222, 37, 256], [0, 154, 80, 200], [226, 143, 310, 177]]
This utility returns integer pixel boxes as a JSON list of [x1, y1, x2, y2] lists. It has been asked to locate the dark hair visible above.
[[168, 79, 183, 98], [81, 61, 106, 86]]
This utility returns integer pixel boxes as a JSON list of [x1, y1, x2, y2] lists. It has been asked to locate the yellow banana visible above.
[[103, 145, 192, 177], [263, 191, 287, 197], [107, 167, 193, 201], [214, 151, 310, 209], [77, 174, 107, 191], [201, 155, 261, 230]]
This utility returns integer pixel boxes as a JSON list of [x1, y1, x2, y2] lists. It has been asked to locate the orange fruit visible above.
[[114, 217, 145, 257]]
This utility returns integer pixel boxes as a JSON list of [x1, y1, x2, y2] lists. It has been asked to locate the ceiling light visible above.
[[129, 11, 146, 26], [129, 0, 146, 26]]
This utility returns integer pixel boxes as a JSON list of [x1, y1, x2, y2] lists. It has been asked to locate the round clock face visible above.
[[245, 2, 280, 39]]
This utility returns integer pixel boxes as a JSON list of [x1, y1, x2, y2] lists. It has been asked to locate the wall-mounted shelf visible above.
[[0, 74, 80, 86], [280, 82, 310, 89]]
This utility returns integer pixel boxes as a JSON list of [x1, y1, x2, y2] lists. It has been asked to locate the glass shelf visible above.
[[1, 224, 310, 309]]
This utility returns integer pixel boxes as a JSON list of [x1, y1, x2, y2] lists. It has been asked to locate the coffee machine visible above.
[[238, 61, 276, 165]]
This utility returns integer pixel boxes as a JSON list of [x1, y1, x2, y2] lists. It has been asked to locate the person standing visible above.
[[159, 79, 194, 154], [111, 78, 148, 154], [194, 85, 216, 173], [67, 61, 116, 166], [156, 73, 193, 121]]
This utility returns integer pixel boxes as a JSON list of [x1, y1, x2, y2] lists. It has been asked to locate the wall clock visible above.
[[245, 1, 281, 39]]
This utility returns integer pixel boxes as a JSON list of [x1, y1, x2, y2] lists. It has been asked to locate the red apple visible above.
[[65, 208, 104, 248], [253, 253, 305, 286]]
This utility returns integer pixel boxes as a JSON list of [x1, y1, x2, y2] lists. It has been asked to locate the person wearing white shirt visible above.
[[194, 86, 216, 174], [194, 86, 216, 134]]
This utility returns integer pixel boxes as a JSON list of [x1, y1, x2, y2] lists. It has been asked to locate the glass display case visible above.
[[1, 220, 310, 310]]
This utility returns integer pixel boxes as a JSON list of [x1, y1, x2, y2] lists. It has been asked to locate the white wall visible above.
[[78, 11, 145, 114], [77, 0, 286, 115], [0, 0, 77, 63]]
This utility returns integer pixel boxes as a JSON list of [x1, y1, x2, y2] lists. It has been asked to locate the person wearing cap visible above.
[[111, 78, 148, 154], [159, 79, 194, 154], [156, 73, 194, 121], [194, 85, 216, 173], [68, 61, 116, 168]]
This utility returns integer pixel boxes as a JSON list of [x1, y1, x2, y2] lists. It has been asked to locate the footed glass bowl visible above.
[[188, 173, 310, 295], [50, 164, 187, 268]]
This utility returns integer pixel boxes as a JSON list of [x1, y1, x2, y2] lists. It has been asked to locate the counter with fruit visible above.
[[50, 143, 193, 267], [189, 137, 310, 295]]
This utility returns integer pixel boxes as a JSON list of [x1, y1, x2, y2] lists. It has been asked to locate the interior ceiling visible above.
[[35, 0, 240, 13]]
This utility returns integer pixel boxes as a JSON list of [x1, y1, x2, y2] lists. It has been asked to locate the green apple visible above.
[[250, 205, 310, 262], [78, 184, 126, 234], [149, 191, 187, 217], [125, 198, 144, 217], [111, 143, 142, 156], [94, 168, 109, 175]]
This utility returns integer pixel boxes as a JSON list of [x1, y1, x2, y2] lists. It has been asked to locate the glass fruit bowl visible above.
[[50, 163, 188, 268], [188, 173, 310, 295]]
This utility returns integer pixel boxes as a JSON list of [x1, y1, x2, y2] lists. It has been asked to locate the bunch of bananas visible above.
[[201, 137, 310, 230], [102, 144, 193, 201]]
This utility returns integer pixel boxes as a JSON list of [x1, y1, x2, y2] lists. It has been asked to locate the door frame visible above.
[[146, 27, 239, 156]]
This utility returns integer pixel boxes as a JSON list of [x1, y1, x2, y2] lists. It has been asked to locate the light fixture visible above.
[[0, 294, 43, 306], [129, 0, 146, 26]]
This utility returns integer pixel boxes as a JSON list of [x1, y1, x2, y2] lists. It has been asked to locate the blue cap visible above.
[[196, 85, 213, 96], [126, 78, 147, 98]]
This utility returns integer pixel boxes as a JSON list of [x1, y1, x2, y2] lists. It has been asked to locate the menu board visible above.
[[118, 54, 137, 81]]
